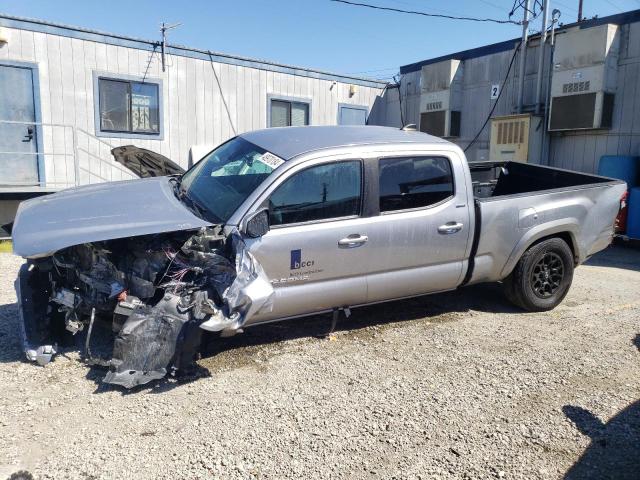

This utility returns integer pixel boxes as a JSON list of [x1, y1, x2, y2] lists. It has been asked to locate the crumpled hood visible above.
[[12, 176, 212, 258], [111, 145, 185, 178]]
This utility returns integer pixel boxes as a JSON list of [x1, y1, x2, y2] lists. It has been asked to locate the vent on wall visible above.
[[424, 101, 443, 111], [562, 81, 590, 94], [496, 119, 526, 145], [489, 114, 544, 163]]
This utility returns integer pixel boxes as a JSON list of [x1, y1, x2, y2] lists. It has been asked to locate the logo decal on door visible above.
[[290, 249, 315, 270]]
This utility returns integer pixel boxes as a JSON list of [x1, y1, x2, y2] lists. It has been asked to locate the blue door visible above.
[[338, 104, 368, 125], [0, 64, 39, 186]]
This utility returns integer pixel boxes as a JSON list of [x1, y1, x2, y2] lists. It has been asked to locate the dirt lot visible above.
[[0, 245, 639, 480]]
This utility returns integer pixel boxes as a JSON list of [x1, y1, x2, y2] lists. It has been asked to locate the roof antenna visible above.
[[401, 124, 417, 131], [160, 22, 181, 72]]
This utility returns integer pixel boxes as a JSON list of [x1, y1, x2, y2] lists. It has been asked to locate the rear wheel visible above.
[[503, 237, 574, 311]]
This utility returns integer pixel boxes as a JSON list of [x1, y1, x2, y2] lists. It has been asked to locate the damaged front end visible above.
[[15, 228, 273, 388]]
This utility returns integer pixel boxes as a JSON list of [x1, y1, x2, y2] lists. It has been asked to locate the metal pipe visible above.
[[578, 0, 583, 22], [534, 0, 550, 115], [516, 0, 531, 114]]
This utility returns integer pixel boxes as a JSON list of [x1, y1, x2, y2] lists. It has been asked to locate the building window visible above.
[[269, 97, 310, 127], [378, 156, 454, 212], [98, 78, 160, 135], [338, 104, 368, 125]]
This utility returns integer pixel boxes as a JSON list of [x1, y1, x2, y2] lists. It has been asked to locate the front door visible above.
[[244, 159, 369, 323], [0, 64, 39, 186]]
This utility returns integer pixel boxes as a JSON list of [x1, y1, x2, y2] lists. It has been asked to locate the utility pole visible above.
[[578, 0, 583, 22], [534, 0, 550, 115], [160, 22, 181, 72], [516, 0, 531, 114]]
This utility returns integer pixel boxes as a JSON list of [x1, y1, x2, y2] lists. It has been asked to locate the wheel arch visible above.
[[500, 221, 581, 279]]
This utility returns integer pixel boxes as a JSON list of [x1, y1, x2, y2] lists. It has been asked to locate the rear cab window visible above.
[[378, 156, 454, 212], [268, 161, 362, 226]]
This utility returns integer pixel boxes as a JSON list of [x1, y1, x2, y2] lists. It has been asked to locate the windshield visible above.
[[178, 137, 281, 223]]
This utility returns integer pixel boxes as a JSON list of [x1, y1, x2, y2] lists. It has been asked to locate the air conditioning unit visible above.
[[419, 59, 463, 138], [489, 114, 544, 163], [549, 24, 620, 131]]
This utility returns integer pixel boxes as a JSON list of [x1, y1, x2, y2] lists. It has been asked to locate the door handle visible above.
[[22, 127, 34, 142], [438, 222, 464, 234], [338, 234, 368, 248]]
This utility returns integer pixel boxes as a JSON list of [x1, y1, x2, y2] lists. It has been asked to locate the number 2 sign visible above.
[[490, 84, 500, 99]]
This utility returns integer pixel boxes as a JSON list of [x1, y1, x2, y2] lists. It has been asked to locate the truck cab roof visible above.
[[239, 126, 449, 161]]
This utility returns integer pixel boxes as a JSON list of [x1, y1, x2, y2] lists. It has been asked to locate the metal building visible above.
[[0, 14, 386, 232], [385, 9, 640, 173]]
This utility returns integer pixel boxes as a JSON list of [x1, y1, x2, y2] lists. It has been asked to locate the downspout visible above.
[[516, 0, 531, 114]]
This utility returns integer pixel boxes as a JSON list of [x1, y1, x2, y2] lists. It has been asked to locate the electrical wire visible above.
[[207, 51, 237, 136], [330, 0, 523, 25], [463, 40, 522, 153]]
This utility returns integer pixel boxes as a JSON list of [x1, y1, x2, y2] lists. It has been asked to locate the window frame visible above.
[[376, 155, 456, 215], [264, 159, 364, 229], [93, 72, 164, 140], [267, 94, 312, 128]]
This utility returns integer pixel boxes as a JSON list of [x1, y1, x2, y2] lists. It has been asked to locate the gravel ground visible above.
[[0, 245, 639, 480]]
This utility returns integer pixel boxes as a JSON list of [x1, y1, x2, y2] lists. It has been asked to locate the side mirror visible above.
[[244, 209, 270, 238]]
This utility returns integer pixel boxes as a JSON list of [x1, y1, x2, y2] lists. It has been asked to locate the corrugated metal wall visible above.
[[393, 21, 640, 173], [0, 22, 385, 187]]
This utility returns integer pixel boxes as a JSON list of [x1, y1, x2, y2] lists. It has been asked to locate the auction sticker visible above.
[[257, 152, 285, 169]]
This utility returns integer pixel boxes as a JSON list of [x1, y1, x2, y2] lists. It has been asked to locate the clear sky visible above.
[[0, 0, 636, 79]]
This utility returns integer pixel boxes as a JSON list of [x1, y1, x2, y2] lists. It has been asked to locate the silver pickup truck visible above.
[[12, 126, 626, 388]]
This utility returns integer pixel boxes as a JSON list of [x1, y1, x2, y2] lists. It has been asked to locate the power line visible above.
[[344, 66, 399, 74], [464, 40, 522, 153], [330, 0, 523, 25]]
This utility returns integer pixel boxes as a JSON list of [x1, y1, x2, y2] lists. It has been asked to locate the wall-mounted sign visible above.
[[490, 84, 500, 100]]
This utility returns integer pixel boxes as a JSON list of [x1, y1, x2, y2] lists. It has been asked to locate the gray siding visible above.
[[394, 21, 640, 173]]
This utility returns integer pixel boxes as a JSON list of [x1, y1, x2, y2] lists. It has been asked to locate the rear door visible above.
[[0, 64, 39, 186], [364, 152, 471, 303], [244, 158, 369, 323]]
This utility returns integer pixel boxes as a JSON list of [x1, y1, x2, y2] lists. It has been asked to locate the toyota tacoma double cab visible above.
[[12, 126, 626, 387]]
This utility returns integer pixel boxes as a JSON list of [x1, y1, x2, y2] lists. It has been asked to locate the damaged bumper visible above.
[[15, 229, 274, 388]]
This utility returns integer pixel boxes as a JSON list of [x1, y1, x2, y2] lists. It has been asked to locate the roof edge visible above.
[[400, 8, 640, 75], [0, 12, 388, 88]]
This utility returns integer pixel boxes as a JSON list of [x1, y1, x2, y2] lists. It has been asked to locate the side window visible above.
[[379, 156, 454, 212], [269, 161, 362, 226]]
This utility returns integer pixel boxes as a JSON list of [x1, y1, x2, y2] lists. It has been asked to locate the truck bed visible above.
[[464, 161, 625, 286], [469, 161, 607, 199]]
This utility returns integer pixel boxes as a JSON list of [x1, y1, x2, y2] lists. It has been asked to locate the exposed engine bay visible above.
[[15, 227, 274, 389]]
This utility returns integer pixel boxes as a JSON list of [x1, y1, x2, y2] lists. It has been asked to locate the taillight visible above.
[[615, 190, 628, 234]]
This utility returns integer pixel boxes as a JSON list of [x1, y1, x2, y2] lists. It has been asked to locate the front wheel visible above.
[[503, 237, 574, 312]]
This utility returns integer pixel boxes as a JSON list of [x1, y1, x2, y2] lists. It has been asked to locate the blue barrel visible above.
[[627, 187, 640, 240], [598, 156, 640, 187]]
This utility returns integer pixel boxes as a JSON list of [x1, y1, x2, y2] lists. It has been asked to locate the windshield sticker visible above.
[[257, 152, 285, 170]]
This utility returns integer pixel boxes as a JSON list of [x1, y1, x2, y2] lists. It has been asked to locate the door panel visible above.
[[365, 200, 469, 301], [0, 65, 39, 185], [243, 158, 368, 324], [245, 217, 370, 323], [365, 155, 471, 303]]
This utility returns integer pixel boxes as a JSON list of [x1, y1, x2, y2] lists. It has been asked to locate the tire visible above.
[[503, 237, 574, 312]]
